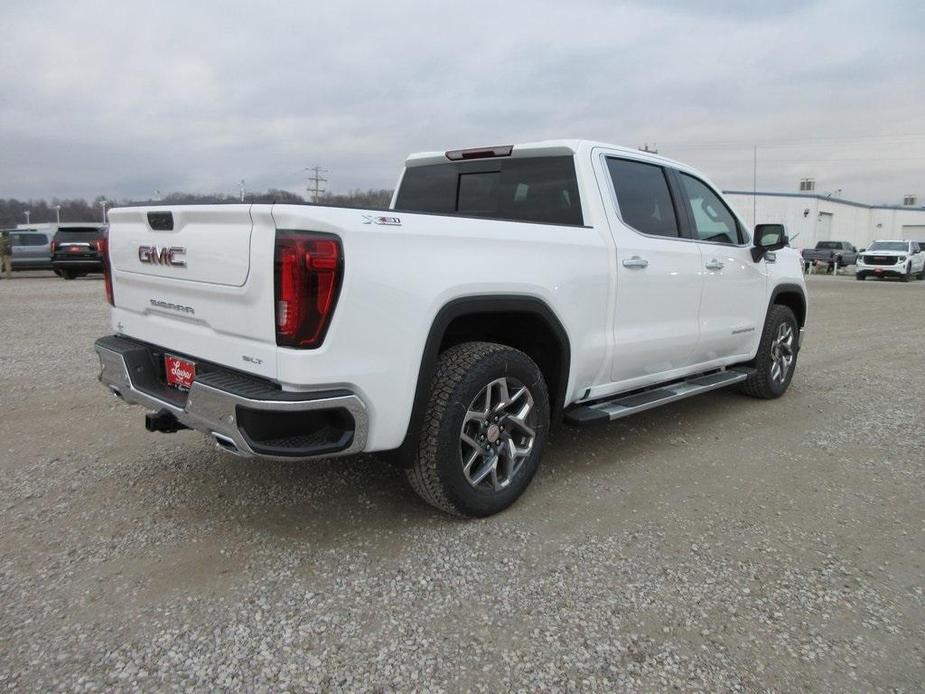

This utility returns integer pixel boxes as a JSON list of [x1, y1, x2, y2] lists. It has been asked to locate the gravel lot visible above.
[[1, 273, 923, 691]]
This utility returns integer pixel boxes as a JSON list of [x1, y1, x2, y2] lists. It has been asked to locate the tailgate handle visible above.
[[147, 211, 174, 231]]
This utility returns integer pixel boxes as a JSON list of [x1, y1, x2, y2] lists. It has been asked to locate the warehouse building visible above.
[[723, 188, 925, 250]]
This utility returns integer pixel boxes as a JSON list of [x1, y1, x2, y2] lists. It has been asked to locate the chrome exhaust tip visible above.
[[211, 432, 244, 456]]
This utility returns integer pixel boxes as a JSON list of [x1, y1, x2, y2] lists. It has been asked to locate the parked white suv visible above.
[[856, 240, 925, 281], [94, 140, 808, 516]]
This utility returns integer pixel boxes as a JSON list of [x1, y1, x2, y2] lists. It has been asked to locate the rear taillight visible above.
[[274, 231, 343, 348], [49, 240, 57, 253], [99, 228, 114, 306]]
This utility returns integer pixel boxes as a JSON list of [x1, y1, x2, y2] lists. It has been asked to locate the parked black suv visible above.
[[52, 226, 105, 279]]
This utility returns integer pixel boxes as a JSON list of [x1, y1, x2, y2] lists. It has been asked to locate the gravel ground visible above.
[[1, 272, 923, 692]]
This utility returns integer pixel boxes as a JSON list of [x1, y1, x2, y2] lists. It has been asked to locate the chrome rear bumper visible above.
[[95, 335, 368, 460]]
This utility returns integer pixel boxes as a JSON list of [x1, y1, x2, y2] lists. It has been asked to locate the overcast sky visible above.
[[1, 0, 922, 204]]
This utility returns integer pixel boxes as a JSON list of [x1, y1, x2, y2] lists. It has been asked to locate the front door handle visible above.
[[705, 259, 724, 271], [622, 256, 649, 269]]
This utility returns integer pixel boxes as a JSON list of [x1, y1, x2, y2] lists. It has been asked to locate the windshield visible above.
[[867, 241, 907, 252], [815, 241, 843, 249]]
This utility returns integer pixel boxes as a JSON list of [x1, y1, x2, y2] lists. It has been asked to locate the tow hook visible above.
[[145, 409, 188, 433]]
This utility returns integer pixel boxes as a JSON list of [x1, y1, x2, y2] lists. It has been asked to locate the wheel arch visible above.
[[768, 283, 807, 328], [391, 295, 571, 463]]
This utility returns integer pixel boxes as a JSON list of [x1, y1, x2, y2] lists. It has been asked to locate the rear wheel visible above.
[[406, 342, 549, 517], [917, 266, 925, 280], [738, 305, 799, 399], [856, 273, 865, 281], [59, 269, 77, 280]]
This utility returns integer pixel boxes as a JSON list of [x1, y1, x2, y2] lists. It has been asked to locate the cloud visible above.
[[0, 0, 922, 204]]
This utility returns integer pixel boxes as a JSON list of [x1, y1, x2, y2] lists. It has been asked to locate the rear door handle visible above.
[[705, 259, 724, 271], [622, 256, 649, 269]]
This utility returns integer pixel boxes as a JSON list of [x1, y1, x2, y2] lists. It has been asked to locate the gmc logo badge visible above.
[[138, 245, 187, 267]]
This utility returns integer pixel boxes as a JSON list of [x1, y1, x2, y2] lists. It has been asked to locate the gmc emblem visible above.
[[138, 245, 187, 267]]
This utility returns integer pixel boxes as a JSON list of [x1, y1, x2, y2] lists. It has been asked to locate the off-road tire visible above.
[[737, 305, 799, 400], [406, 341, 549, 517]]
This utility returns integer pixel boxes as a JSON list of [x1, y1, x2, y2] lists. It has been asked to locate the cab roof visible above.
[[404, 139, 690, 171]]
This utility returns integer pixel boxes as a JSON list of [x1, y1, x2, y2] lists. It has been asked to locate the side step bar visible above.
[[564, 368, 752, 426]]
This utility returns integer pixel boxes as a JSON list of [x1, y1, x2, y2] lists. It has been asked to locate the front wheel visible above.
[[406, 342, 550, 517], [738, 305, 799, 399], [901, 266, 911, 283]]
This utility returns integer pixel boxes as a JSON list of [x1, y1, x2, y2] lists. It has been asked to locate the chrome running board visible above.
[[564, 368, 751, 426]]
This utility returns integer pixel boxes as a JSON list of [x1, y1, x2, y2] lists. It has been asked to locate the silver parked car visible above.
[[6, 229, 54, 271]]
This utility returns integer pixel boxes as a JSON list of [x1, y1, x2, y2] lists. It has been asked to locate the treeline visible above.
[[0, 189, 394, 228]]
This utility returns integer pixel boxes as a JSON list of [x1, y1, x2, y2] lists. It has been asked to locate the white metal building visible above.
[[723, 191, 925, 250]]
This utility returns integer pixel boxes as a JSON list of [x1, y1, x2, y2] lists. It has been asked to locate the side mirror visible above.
[[859, 248, 866, 253], [751, 224, 787, 261]]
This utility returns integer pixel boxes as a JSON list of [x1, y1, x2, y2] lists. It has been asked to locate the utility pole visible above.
[[305, 166, 328, 202], [638, 143, 658, 154], [239, 179, 246, 202], [24, 210, 30, 225], [753, 145, 758, 228], [54, 205, 61, 224]]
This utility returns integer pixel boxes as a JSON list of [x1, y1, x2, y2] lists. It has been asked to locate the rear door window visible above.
[[605, 158, 680, 238], [395, 156, 583, 225]]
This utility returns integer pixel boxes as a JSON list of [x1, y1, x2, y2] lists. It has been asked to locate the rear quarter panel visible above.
[[270, 205, 613, 450]]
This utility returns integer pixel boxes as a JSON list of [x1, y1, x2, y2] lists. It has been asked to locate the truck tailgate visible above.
[[106, 204, 278, 379]]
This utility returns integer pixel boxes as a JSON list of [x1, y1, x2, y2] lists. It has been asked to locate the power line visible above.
[[663, 155, 924, 162], [658, 133, 925, 147]]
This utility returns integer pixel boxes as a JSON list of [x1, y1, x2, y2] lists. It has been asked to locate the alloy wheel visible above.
[[459, 377, 536, 491], [769, 322, 795, 384]]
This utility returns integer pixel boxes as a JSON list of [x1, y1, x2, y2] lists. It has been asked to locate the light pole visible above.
[[99, 200, 109, 224], [54, 205, 61, 224], [240, 180, 245, 202], [24, 210, 30, 225]]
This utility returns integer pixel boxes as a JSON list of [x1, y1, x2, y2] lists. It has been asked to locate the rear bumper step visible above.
[[94, 335, 368, 460], [564, 368, 752, 426]]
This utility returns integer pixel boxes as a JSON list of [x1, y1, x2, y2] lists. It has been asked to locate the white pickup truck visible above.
[[95, 140, 807, 517]]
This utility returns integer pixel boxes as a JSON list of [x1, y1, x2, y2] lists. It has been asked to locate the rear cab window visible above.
[[394, 156, 583, 226]]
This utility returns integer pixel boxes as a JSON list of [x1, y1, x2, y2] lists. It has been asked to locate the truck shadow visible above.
[[149, 386, 775, 546]]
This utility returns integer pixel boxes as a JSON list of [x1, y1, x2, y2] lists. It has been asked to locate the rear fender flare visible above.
[[392, 295, 570, 460]]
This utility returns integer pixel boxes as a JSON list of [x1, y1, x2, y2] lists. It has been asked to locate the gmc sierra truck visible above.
[[94, 140, 808, 517], [801, 240, 858, 270]]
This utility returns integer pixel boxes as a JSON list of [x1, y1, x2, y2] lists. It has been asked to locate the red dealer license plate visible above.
[[165, 355, 196, 391]]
